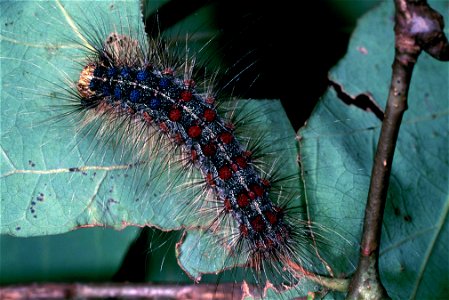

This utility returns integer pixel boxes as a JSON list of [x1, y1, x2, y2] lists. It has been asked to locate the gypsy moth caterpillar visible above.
[[1, 1, 355, 298]]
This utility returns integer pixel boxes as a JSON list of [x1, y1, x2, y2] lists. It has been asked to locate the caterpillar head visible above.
[[77, 63, 96, 100]]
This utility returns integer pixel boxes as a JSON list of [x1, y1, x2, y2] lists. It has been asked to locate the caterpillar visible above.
[[1, 0, 351, 298]]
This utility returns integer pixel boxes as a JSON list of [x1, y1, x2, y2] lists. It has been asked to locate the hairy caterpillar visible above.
[[1, 0, 354, 298]]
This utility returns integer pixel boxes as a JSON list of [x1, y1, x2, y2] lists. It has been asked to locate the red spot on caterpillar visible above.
[[265, 211, 278, 225], [143, 112, 152, 123], [231, 163, 239, 172], [237, 193, 250, 207], [187, 125, 202, 138], [235, 156, 247, 169], [202, 143, 216, 157], [168, 108, 182, 122], [180, 90, 192, 101], [205, 96, 215, 104], [203, 109, 216, 122], [251, 184, 264, 197], [220, 132, 233, 144], [218, 165, 232, 180], [251, 215, 265, 233], [243, 151, 252, 158], [224, 198, 232, 212], [239, 224, 249, 237]]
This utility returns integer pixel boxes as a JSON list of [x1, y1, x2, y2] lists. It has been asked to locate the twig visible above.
[[0, 282, 245, 300], [287, 260, 350, 292], [346, 0, 449, 299]]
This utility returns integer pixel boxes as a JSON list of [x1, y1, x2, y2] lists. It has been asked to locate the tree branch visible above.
[[0, 282, 246, 300], [346, 0, 448, 299]]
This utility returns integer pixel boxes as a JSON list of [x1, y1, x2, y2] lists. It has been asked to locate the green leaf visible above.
[[1, 1, 147, 236], [299, 1, 448, 298]]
